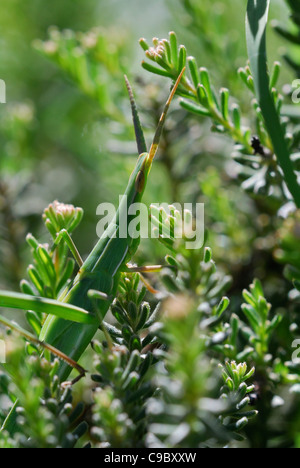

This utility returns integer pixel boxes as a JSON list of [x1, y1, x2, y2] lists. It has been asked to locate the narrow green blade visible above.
[[246, 0, 300, 207], [0, 400, 19, 435], [0, 291, 96, 324], [124, 75, 147, 155]]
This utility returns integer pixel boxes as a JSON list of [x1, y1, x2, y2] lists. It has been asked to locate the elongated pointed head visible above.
[[124, 75, 147, 156], [124, 68, 185, 200], [145, 67, 185, 171]]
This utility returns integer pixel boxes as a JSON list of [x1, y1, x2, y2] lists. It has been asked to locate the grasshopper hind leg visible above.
[[0, 313, 86, 386]]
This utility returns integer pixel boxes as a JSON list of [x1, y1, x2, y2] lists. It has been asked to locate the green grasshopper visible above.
[[0, 68, 185, 383]]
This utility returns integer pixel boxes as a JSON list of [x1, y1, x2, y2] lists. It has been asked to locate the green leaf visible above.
[[197, 84, 209, 108], [237, 397, 250, 410], [188, 56, 200, 88], [141, 61, 171, 78], [27, 265, 45, 296], [266, 314, 282, 333], [0, 291, 96, 324], [238, 67, 255, 92], [20, 280, 35, 296], [242, 289, 256, 308], [136, 302, 150, 330], [232, 104, 241, 130], [272, 21, 300, 45], [122, 350, 141, 381], [178, 45, 187, 72], [180, 98, 210, 116], [236, 417, 249, 430], [204, 247, 212, 263], [246, 0, 300, 208], [216, 297, 230, 318], [37, 245, 57, 286], [241, 304, 260, 330], [251, 278, 264, 300], [169, 31, 178, 69], [0, 400, 19, 436], [220, 88, 230, 120], [26, 310, 42, 336], [269, 61, 281, 89], [139, 38, 150, 51], [200, 68, 214, 106]]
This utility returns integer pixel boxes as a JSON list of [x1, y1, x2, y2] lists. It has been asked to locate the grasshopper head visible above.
[[144, 67, 185, 173], [125, 68, 185, 189]]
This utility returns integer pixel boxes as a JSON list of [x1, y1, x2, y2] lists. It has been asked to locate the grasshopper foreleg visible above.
[[54, 229, 83, 268], [124, 264, 166, 295], [125, 264, 163, 273]]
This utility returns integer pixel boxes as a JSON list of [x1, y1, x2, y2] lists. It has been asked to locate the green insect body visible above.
[[0, 69, 185, 383], [40, 151, 151, 381]]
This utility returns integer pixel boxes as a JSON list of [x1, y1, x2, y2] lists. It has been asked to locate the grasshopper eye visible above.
[[135, 170, 145, 193]]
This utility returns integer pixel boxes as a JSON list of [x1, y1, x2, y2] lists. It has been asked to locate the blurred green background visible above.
[[0, 0, 292, 294]]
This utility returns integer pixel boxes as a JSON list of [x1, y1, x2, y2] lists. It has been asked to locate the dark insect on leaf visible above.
[[251, 136, 265, 156]]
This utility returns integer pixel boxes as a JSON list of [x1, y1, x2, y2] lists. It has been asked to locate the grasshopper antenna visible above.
[[147, 67, 186, 166], [124, 75, 147, 155]]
